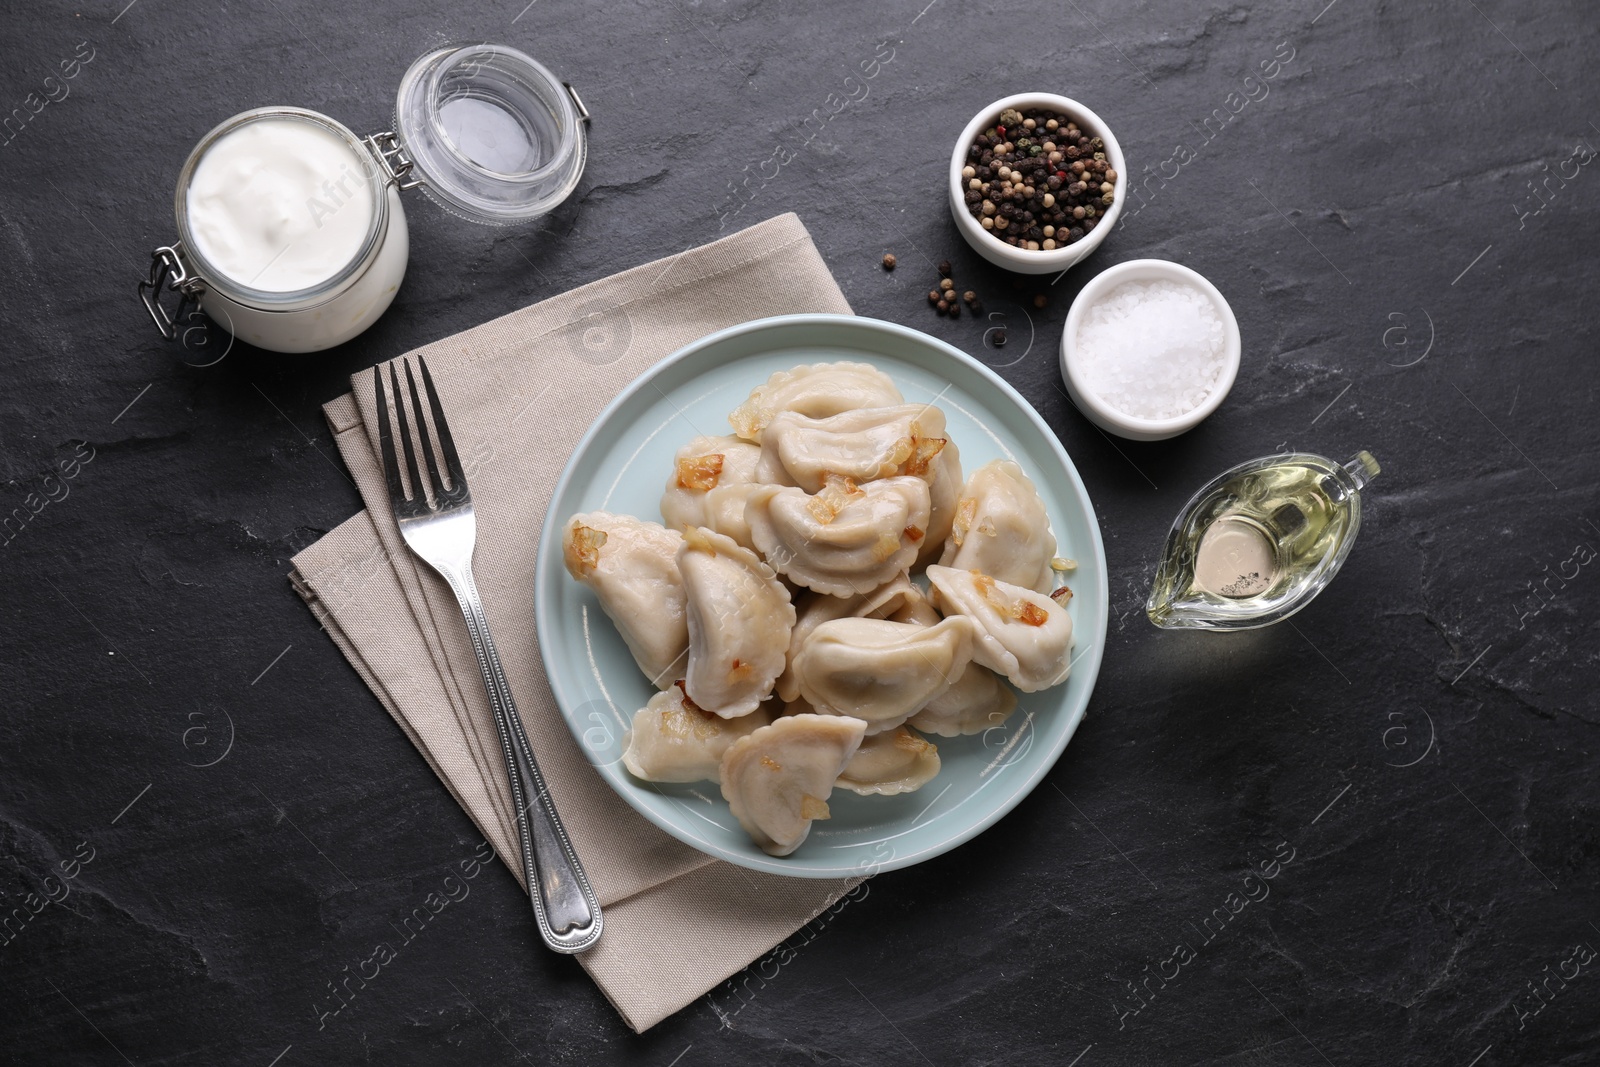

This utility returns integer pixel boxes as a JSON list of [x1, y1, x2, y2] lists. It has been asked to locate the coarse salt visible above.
[[1074, 279, 1226, 420]]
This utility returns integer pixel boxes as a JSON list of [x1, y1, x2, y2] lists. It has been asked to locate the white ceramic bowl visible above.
[[1058, 258, 1241, 441], [949, 93, 1127, 275]]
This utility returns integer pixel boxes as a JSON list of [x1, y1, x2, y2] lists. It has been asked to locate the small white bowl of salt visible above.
[[1059, 259, 1241, 441]]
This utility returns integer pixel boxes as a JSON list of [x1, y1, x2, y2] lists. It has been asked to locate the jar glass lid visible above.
[[394, 43, 587, 226]]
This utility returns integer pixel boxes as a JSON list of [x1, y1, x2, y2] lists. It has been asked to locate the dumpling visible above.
[[677, 527, 795, 717], [622, 683, 770, 783], [792, 617, 973, 733], [920, 436, 963, 566], [720, 714, 867, 856], [562, 512, 688, 689], [728, 361, 903, 442], [660, 435, 763, 545], [837, 725, 941, 796], [746, 476, 931, 597], [926, 566, 1073, 692], [755, 404, 950, 493], [884, 581, 942, 627], [909, 662, 1017, 737], [776, 573, 924, 702], [938, 460, 1058, 593]]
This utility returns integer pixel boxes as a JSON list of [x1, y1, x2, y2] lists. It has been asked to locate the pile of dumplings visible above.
[[561, 362, 1077, 858]]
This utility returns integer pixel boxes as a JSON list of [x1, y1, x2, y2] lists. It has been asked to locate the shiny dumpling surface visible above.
[[677, 526, 795, 717], [926, 565, 1073, 692], [622, 684, 769, 783], [720, 714, 867, 856], [836, 725, 941, 796], [909, 662, 1017, 737], [792, 616, 973, 733], [746, 476, 931, 597], [562, 512, 688, 689], [755, 404, 950, 493], [728, 361, 903, 442], [660, 434, 762, 539], [776, 574, 924, 702], [938, 460, 1058, 593]]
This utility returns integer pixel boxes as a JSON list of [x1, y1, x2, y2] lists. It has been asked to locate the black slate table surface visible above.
[[3, 1, 1597, 1064]]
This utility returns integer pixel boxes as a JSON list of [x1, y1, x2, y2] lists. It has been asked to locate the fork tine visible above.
[[403, 359, 445, 499], [417, 356, 466, 490], [374, 365, 405, 504], [388, 362, 426, 504]]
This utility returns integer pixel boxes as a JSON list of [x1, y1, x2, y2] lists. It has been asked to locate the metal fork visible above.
[[374, 356, 602, 954]]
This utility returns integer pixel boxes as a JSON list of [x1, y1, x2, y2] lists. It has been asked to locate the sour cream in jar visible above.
[[171, 108, 409, 353], [144, 43, 591, 355], [186, 118, 377, 292]]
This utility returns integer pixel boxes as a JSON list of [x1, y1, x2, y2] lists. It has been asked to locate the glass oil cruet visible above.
[[1146, 451, 1380, 630]]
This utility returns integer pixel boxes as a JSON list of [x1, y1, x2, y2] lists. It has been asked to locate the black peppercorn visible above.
[[937, 259, 952, 277], [949, 303, 961, 319], [992, 327, 1007, 346], [1033, 294, 1048, 309], [928, 290, 941, 305]]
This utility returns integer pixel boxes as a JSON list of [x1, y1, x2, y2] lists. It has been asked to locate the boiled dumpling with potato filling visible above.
[[728, 361, 903, 442], [792, 616, 973, 733], [926, 565, 1073, 692], [677, 527, 795, 717], [755, 404, 950, 492], [909, 662, 1017, 737], [622, 682, 770, 783], [659, 435, 763, 546], [562, 513, 688, 689], [836, 725, 941, 796], [776, 573, 926, 702], [938, 460, 1059, 593], [720, 714, 867, 856], [746, 475, 931, 597]]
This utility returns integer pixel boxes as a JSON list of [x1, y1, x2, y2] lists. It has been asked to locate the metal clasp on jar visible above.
[[139, 243, 206, 340], [364, 130, 424, 191]]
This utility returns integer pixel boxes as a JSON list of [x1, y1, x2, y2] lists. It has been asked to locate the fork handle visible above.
[[440, 562, 602, 954]]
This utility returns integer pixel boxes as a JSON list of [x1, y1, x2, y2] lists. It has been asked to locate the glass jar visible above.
[[140, 43, 589, 354]]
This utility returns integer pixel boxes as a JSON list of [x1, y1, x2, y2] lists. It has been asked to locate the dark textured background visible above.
[[2, 1, 1597, 1064]]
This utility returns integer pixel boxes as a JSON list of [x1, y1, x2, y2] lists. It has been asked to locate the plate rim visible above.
[[534, 312, 1109, 878]]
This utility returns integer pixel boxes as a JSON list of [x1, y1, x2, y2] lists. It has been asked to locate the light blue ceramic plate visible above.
[[535, 315, 1108, 878]]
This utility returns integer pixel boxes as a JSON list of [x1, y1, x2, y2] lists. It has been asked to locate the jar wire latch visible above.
[[364, 130, 425, 191], [139, 243, 206, 341], [565, 83, 591, 124]]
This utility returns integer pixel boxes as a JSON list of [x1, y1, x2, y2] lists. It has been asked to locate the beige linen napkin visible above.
[[290, 214, 861, 1032]]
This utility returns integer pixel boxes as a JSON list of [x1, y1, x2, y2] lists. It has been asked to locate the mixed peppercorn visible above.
[[961, 106, 1117, 251], [925, 260, 984, 320]]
